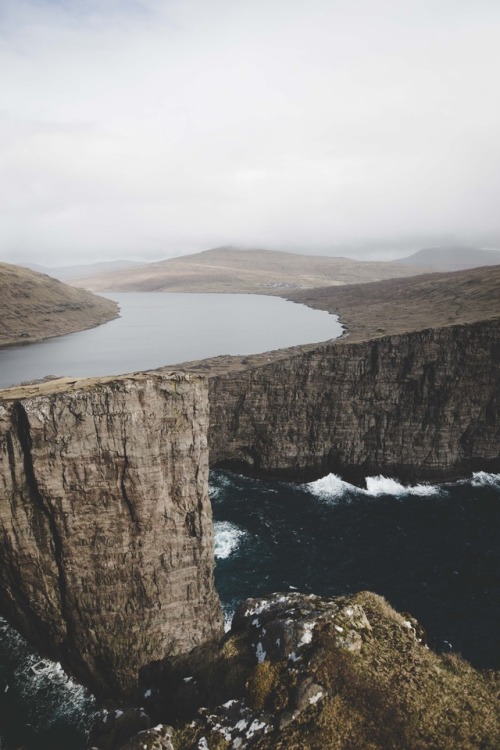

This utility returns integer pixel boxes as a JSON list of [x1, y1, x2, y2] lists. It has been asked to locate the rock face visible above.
[[0, 303, 498, 717], [0, 373, 223, 699], [98, 591, 500, 750], [209, 319, 500, 483]]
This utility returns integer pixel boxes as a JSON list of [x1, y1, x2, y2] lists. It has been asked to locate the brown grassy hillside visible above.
[[70, 247, 427, 293], [286, 264, 500, 343], [170, 265, 500, 376], [0, 263, 118, 347]]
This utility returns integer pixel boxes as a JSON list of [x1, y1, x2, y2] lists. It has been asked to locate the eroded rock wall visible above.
[[209, 320, 500, 483], [0, 373, 223, 699]]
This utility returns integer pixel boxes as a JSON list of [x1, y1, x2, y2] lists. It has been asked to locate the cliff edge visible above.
[[208, 319, 500, 483], [0, 372, 223, 699]]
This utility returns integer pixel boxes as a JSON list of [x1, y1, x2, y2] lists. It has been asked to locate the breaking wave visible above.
[[214, 521, 246, 559], [364, 475, 441, 497], [306, 473, 441, 500], [470, 471, 500, 488], [304, 473, 353, 500]]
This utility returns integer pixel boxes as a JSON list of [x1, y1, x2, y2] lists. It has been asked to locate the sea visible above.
[[0, 294, 498, 747], [1, 469, 499, 749]]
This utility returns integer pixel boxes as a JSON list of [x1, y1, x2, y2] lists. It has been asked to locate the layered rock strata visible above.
[[209, 319, 500, 483], [0, 373, 223, 699]]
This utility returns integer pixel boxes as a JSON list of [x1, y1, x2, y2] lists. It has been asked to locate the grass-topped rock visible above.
[[95, 591, 500, 750]]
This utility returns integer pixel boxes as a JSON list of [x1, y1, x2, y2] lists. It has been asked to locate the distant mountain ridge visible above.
[[68, 246, 428, 294], [397, 246, 500, 271], [22, 259, 146, 280]]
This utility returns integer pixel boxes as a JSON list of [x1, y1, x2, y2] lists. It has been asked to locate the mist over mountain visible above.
[[69, 246, 427, 294], [1, 1, 500, 265], [397, 246, 500, 271], [21, 260, 147, 280]]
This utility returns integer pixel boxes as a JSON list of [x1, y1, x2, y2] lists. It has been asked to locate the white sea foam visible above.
[[305, 473, 352, 500], [222, 605, 235, 632], [209, 473, 236, 502], [208, 483, 221, 500], [0, 617, 95, 735], [214, 521, 246, 559], [364, 475, 440, 497], [470, 471, 500, 488], [306, 472, 440, 500]]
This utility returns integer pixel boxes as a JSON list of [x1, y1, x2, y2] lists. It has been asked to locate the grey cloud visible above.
[[0, 0, 499, 265]]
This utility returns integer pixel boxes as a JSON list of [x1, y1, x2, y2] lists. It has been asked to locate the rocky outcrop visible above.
[[209, 319, 500, 483], [0, 373, 223, 700], [92, 591, 500, 750]]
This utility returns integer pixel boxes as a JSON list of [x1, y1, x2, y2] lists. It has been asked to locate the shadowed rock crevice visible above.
[[12, 402, 76, 666]]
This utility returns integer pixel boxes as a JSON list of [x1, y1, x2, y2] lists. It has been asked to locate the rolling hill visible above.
[[69, 247, 428, 294], [397, 246, 500, 271], [0, 263, 118, 348], [287, 264, 500, 343]]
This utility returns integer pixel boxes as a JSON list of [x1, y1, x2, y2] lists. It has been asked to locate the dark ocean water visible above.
[[1, 470, 499, 748], [211, 469, 500, 668]]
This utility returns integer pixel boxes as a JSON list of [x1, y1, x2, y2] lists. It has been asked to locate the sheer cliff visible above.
[[209, 319, 500, 483], [0, 373, 223, 699], [0, 266, 499, 710]]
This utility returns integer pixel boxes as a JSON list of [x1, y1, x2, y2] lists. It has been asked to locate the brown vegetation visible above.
[[113, 592, 500, 750], [163, 264, 500, 378], [0, 262, 118, 347], [286, 264, 500, 342], [69, 246, 426, 294]]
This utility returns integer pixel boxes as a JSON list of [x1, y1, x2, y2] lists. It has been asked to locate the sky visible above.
[[1, 0, 500, 266]]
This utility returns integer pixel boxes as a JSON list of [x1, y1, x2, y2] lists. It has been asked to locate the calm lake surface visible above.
[[0, 293, 342, 389]]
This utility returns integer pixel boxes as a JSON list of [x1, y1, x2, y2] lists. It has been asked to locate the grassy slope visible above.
[[69, 247, 427, 293], [286, 265, 500, 343], [0, 262, 118, 347], [152, 592, 500, 750], [160, 265, 500, 378]]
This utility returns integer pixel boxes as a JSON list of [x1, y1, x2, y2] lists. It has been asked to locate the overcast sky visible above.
[[1, 0, 499, 266]]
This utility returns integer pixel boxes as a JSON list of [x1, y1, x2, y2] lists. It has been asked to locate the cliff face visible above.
[[0, 373, 223, 699], [0, 310, 498, 709], [209, 319, 500, 483]]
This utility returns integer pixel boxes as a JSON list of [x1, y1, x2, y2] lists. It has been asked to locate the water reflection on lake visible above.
[[0, 293, 342, 388]]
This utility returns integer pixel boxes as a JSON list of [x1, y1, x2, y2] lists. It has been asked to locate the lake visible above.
[[0, 293, 342, 389]]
